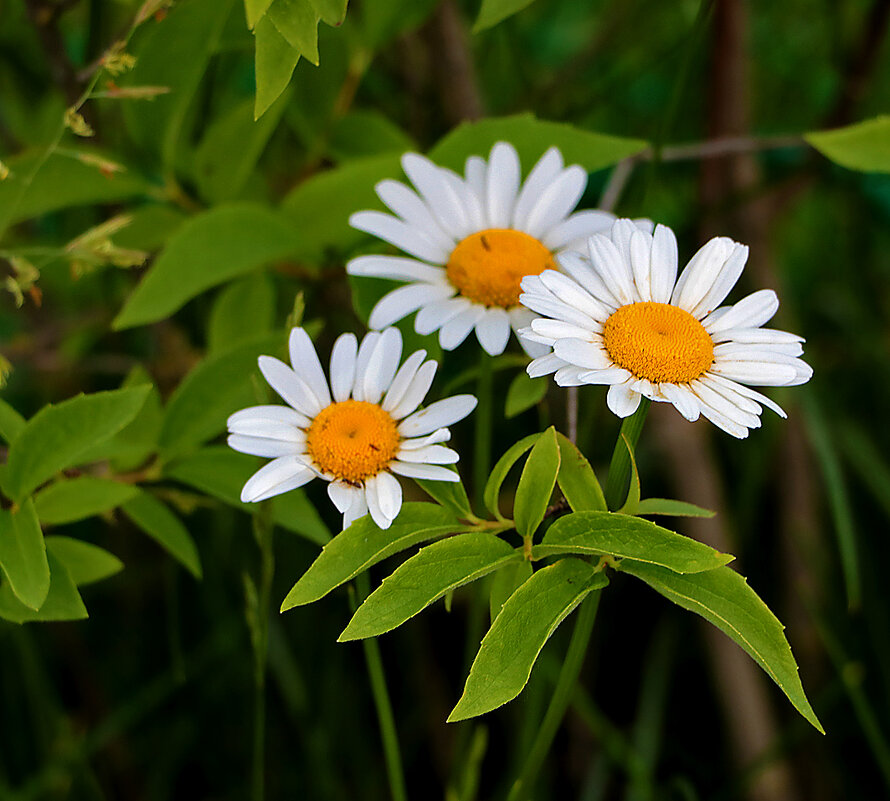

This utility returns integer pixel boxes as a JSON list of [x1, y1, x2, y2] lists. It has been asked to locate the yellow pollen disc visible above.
[[305, 400, 401, 484], [602, 302, 715, 384], [446, 229, 556, 308]]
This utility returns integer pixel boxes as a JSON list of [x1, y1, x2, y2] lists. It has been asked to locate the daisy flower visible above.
[[346, 142, 623, 356], [519, 219, 812, 438], [228, 327, 477, 530]]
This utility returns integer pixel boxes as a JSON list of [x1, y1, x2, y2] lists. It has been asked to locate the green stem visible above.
[[473, 351, 494, 511], [356, 574, 408, 801], [507, 591, 602, 801], [604, 399, 651, 511]]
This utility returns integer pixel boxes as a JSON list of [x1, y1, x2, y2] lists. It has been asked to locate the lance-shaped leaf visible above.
[[34, 477, 139, 525], [113, 205, 302, 329], [636, 498, 715, 518], [0, 552, 87, 624], [415, 473, 474, 520], [281, 503, 460, 610], [45, 537, 124, 586], [5, 386, 150, 503], [505, 371, 547, 418], [448, 558, 607, 722], [122, 491, 202, 579], [0, 499, 49, 610], [805, 116, 890, 174], [618, 560, 824, 733], [484, 433, 540, 520], [428, 113, 647, 174], [489, 559, 533, 623], [340, 533, 519, 640], [539, 511, 732, 574], [555, 432, 606, 512], [514, 427, 560, 540]]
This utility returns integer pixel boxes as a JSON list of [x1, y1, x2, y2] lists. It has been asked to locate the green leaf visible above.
[[555, 432, 606, 513], [280, 503, 459, 610], [0, 150, 150, 225], [158, 333, 283, 459], [448, 558, 606, 721], [415, 474, 474, 520], [114, 204, 301, 330], [194, 93, 291, 204], [329, 111, 415, 162], [489, 558, 532, 622], [539, 511, 732, 574], [123, 0, 235, 167], [505, 371, 547, 418], [34, 477, 139, 525], [309, 0, 348, 26], [280, 154, 402, 263], [207, 274, 276, 354], [0, 500, 49, 610], [121, 492, 202, 579], [428, 114, 647, 174], [0, 552, 87, 624], [268, 0, 320, 64], [618, 561, 824, 733], [617, 433, 641, 515], [254, 15, 301, 119], [45, 536, 123, 586], [0, 398, 26, 445], [339, 533, 519, 640], [164, 446, 330, 545], [474, 0, 537, 32], [484, 433, 540, 520], [5, 386, 150, 502], [514, 427, 560, 540], [805, 116, 890, 173], [245, 0, 274, 28], [636, 498, 715, 518]]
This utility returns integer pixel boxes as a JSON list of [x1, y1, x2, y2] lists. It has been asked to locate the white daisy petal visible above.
[[352, 332, 381, 402], [368, 283, 455, 330], [228, 404, 309, 430], [542, 210, 616, 251], [388, 360, 438, 420], [703, 289, 779, 334], [524, 166, 588, 239], [464, 155, 487, 198], [607, 381, 642, 418], [241, 456, 314, 503], [401, 153, 471, 239], [475, 307, 512, 356], [390, 462, 461, 482], [399, 395, 477, 437], [671, 236, 736, 314], [441, 169, 486, 230], [710, 360, 799, 386], [415, 297, 472, 336], [553, 338, 611, 370], [346, 255, 449, 285], [228, 418, 305, 441], [374, 179, 455, 251], [382, 350, 427, 413], [690, 379, 761, 430], [258, 356, 322, 417], [712, 327, 804, 348], [328, 481, 360, 514], [289, 327, 332, 408], [659, 383, 701, 422], [396, 444, 459, 464], [649, 224, 679, 303], [363, 327, 403, 404], [343, 493, 369, 530], [439, 305, 486, 350], [527, 352, 567, 378], [368, 472, 402, 528], [486, 142, 521, 228], [629, 229, 654, 302], [555, 252, 622, 309], [577, 367, 632, 385], [350, 210, 448, 263], [399, 428, 451, 449], [227, 434, 300, 459], [512, 147, 564, 229], [689, 243, 749, 318], [555, 366, 588, 386], [708, 375, 787, 418], [540, 268, 612, 321], [588, 234, 637, 306], [330, 333, 358, 402], [530, 318, 595, 341]]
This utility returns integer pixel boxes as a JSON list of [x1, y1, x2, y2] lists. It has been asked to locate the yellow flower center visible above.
[[446, 229, 556, 308], [306, 400, 401, 484], [602, 302, 714, 384]]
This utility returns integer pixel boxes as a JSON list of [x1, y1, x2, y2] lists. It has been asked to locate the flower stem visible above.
[[356, 574, 408, 801], [604, 399, 651, 510], [507, 591, 602, 801], [473, 351, 494, 511]]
